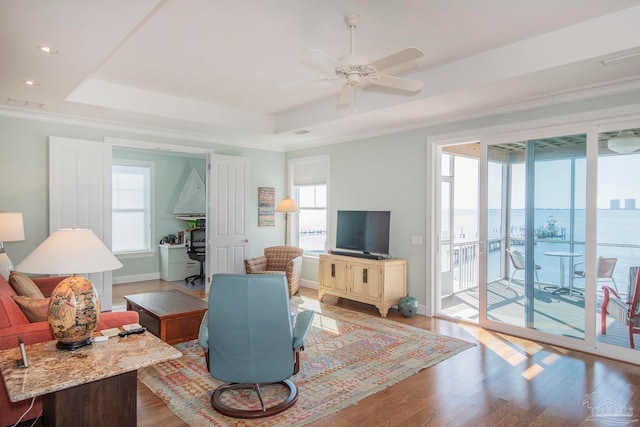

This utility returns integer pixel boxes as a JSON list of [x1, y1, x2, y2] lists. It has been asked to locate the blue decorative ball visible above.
[[398, 295, 419, 317]]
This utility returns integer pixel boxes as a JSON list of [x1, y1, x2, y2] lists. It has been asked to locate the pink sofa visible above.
[[0, 274, 139, 427]]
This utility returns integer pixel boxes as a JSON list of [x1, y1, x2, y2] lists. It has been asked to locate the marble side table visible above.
[[0, 331, 182, 427]]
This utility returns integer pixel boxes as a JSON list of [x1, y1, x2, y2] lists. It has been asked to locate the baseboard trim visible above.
[[112, 273, 160, 284], [301, 279, 318, 290]]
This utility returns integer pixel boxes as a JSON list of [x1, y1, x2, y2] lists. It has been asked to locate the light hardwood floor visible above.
[[120, 281, 640, 426]]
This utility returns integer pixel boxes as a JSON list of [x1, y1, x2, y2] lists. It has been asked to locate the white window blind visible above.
[[289, 155, 329, 253], [112, 162, 153, 254], [292, 157, 329, 186]]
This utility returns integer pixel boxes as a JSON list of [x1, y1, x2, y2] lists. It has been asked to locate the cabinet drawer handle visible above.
[[363, 268, 368, 283], [331, 263, 335, 277]]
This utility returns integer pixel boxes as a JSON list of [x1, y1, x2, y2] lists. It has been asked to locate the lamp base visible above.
[[56, 337, 93, 351], [48, 276, 100, 350], [0, 251, 14, 281]]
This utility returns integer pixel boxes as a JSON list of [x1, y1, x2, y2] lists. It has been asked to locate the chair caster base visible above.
[[211, 380, 298, 419]]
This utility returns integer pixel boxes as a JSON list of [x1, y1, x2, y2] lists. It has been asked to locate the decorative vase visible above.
[[398, 294, 419, 317], [48, 275, 101, 349]]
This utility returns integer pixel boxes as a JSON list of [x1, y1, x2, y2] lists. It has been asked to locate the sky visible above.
[[456, 151, 640, 210]]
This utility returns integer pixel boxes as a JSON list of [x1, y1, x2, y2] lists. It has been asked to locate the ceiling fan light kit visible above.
[[607, 130, 640, 154], [306, 14, 425, 107]]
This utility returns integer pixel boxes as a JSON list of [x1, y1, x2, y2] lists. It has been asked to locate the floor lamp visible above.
[[0, 213, 25, 280], [275, 196, 299, 245]]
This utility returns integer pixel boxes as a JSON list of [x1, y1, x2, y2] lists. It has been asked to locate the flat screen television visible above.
[[335, 210, 390, 257]]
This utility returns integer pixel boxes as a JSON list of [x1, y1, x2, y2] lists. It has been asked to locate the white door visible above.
[[49, 137, 114, 310], [209, 154, 250, 282]]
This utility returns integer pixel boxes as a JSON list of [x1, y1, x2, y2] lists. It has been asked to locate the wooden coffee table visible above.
[[123, 290, 208, 344]]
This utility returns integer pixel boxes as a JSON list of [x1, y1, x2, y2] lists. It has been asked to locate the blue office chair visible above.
[[198, 274, 314, 418]]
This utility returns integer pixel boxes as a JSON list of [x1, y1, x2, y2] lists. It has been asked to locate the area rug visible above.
[[138, 297, 474, 426]]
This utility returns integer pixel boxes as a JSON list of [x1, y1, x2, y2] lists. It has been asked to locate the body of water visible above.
[[453, 209, 640, 289]]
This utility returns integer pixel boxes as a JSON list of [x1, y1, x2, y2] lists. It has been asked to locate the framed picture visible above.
[[258, 187, 275, 227]]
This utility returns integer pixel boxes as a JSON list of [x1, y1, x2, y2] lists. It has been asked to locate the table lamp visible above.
[[275, 196, 299, 245], [16, 228, 122, 350], [0, 213, 25, 280]]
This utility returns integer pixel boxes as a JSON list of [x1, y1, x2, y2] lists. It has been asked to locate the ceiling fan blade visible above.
[[304, 48, 348, 70], [368, 74, 424, 92], [337, 85, 355, 106], [367, 47, 424, 73]]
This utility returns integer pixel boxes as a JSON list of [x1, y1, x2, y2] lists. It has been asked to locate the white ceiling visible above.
[[2, 0, 640, 151]]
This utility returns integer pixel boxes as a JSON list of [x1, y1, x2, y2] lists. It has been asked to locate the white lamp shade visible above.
[[607, 130, 640, 154], [275, 197, 299, 213], [0, 213, 25, 242], [16, 228, 122, 275]]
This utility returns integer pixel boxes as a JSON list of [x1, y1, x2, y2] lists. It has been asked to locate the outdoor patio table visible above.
[[544, 251, 582, 296]]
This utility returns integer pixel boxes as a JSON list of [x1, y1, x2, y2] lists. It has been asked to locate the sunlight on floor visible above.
[[297, 296, 341, 335], [522, 364, 544, 380]]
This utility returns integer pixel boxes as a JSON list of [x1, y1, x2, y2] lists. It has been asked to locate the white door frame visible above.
[[428, 113, 640, 365], [106, 138, 215, 286]]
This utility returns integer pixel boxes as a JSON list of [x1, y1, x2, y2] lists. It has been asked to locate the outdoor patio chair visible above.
[[506, 248, 541, 290], [573, 256, 618, 294], [601, 267, 640, 348]]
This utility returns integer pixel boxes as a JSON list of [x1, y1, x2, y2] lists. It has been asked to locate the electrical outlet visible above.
[[411, 235, 423, 245]]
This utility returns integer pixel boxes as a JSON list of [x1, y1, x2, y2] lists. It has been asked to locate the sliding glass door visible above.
[[484, 133, 586, 338], [596, 126, 640, 353], [432, 120, 640, 363]]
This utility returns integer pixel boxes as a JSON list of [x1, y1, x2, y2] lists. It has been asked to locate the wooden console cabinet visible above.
[[318, 253, 407, 317]]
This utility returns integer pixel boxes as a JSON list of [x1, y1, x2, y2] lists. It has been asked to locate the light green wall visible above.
[[289, 90, 640, 308], [0, 116, 286, 279], [1, 89, 639, 308]]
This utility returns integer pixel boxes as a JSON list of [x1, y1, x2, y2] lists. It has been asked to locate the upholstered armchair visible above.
[[198, 273, 314, 418], [244, 246, 303, 296]]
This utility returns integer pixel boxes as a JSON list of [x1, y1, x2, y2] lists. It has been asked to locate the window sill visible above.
[[115, 251, 155, 259], [303, 253, 325, 262]]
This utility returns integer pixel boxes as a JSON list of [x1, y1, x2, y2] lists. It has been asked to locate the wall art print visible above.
[[258, 187, 275, 227]]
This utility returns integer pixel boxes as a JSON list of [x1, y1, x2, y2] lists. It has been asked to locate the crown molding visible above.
[[2, 76, 639, 154]]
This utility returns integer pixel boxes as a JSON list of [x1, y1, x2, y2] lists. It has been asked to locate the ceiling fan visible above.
[[306, 14, 424, 107]]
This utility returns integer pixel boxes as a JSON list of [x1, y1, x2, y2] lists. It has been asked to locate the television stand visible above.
[[318, 253, 407, 317], [330, 250, 387, 260]]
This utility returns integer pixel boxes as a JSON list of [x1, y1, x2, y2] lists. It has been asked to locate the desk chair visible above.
[[185, 227, 205, 285]]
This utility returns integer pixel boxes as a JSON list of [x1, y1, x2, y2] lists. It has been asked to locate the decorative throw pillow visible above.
[[8, 271, 45, 299], [11, 295, 50, 322]]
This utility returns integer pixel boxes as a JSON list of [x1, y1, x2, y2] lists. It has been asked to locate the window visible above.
[[296, 184, 327, 252], [289, 155, 329, 254], [112, 162, 153, 254]]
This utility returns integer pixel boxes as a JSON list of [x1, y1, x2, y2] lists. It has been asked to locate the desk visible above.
[[544, 251, 582, 296], [159, 244, 199, 281], [0, 332, 181, 427]]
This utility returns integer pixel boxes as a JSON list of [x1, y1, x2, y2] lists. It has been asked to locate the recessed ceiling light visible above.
[[24, 80, 40, 87], [38, 46, 58, 54]]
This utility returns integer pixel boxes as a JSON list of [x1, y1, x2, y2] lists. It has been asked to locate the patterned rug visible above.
[[138, 297, 474, 426]]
